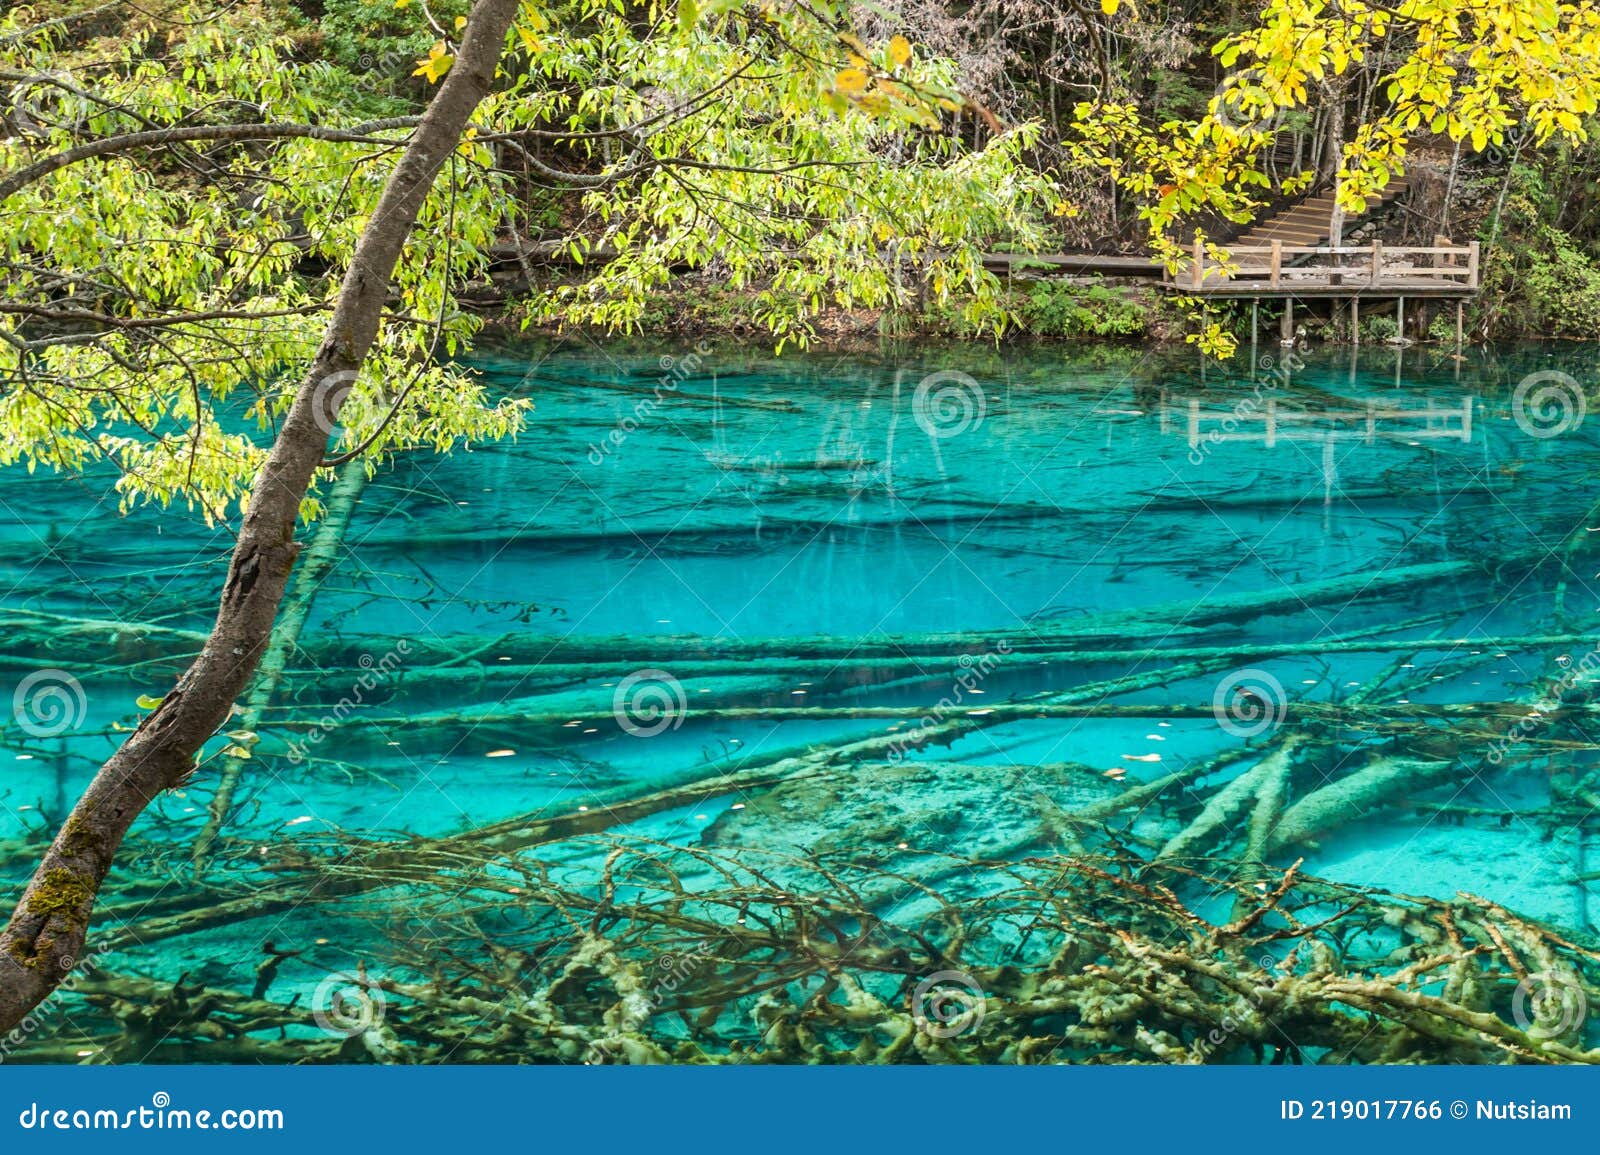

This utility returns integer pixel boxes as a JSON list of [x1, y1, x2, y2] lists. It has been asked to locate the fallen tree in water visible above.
[[16, 846, 1599, 1065]]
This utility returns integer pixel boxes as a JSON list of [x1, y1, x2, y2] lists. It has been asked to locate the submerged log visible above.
[[192, 458, 370, 871], [1267, 756, 1457, 853], [0, 554, 1508, 674], [277, 626, 1584, 688], [1157, 738, 1307, 861], [288, 699, 1600, 737]]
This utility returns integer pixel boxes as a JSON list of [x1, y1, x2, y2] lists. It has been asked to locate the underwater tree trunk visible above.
[[191, 457, 370, 872], [0, 0, 520, 1032]]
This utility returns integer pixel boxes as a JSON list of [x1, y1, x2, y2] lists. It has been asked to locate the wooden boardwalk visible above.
[[974, 241, 1479, 303], [1167, 238, 1479, 299], [1163, 237, 1480, 346]]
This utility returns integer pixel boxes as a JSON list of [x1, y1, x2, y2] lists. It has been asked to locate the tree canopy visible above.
[[5, 0, 1593, 517]]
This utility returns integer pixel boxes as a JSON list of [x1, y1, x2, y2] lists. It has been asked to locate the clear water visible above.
[[5, 337, 1600, 1057]]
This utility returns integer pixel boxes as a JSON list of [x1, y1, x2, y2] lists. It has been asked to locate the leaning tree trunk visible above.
[[0, 0, 521, 1032]]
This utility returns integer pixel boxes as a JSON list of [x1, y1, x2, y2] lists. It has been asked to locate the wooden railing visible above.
[[1174, 239, 1480, 291]]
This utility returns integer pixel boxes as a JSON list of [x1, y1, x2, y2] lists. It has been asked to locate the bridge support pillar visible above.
[[1280, 298, 1294, 344], [1351, 297, 1360, 345]]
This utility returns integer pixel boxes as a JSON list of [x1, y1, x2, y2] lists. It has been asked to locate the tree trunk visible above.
[[1322, 80, 1347, 246], [0, 0, 521, 1032]]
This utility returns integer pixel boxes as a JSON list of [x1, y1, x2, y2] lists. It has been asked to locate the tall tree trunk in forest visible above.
[[1322, 79, 1347, 246], [0, 0, 521, 1032]]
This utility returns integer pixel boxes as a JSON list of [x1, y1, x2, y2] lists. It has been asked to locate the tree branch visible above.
[[0, 117, 423, 203], [0, 0, 520, 1033]]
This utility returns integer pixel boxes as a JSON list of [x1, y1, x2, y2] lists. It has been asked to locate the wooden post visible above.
[[1269, 239, 1282, 288], [1192, 235, 1204, 289], [1281, 297, 1295, 344], [1251, 299, 1259, 354], [1455, 301, 1464, 352], [1351, 296, 1360, 345], [1370, 240, 1383, 286], [1467, 240, 1480, 289], [1396, 296, 1405, 342]]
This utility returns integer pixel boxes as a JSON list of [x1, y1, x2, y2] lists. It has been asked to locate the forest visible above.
[[1, 0, 1600, 1070]]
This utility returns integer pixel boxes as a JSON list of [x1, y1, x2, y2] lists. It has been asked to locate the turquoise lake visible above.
[[5, 338, 1600, 1061]]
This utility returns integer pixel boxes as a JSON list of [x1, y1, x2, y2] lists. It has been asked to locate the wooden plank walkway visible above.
[[1165, 239, 1480, 299], [980, 253, 1164, 277]]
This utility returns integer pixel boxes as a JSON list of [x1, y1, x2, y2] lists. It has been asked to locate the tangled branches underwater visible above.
[[16, 840, 1599, 1065]]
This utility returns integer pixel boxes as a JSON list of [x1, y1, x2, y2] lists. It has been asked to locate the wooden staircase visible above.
[[1230, 178, 1411, 253]]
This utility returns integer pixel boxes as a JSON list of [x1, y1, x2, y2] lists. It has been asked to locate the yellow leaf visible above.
[[835, 68, 868, 96], [413, 41, 454, 83], [888, 35, 911, 67], [454, 14, 466, 29], [1101, 0, 1119, 13]]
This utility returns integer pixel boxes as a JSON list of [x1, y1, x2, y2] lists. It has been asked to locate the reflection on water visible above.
[[5, 339, 1600, 1062]]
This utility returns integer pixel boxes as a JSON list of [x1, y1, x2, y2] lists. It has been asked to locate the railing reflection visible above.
[[1176, 396, 1474, 450]]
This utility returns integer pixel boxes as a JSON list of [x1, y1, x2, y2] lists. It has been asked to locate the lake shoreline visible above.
[[478, 276, 1540, 349]]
